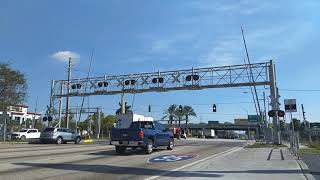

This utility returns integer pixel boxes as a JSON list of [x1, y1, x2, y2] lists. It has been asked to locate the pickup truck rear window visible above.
[[129, 122, 154, 129]]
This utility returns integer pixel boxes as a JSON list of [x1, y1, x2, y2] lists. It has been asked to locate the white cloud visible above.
[[50, 51, 80, 63], [150, 39, 173, 53], [149, 33, 198, 54], [186, 1, 268, 16], [200, 37, 244, 67]]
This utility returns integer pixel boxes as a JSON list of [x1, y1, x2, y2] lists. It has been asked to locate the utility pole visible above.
[[58, 82, 64, 128], [65, 57, 72, 128], [269, 60, 281, 144], [302, 104, 312, 143], [3, 117, 6, 142], [49, 80, 55, 127], [32, 96, 38, 129], [95, 108, 101, 139], [121, 93, 125, 114]]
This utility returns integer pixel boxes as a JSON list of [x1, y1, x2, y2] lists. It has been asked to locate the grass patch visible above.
[[300, 142, 320, 155], [308, 142, 320, 150], [245, 142, 287, 148], [300, 148, 320, 155]]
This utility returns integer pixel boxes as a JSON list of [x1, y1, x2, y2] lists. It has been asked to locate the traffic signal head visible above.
[[212, 104, 216, 112], [179, 105, 183, 113], [148, 105, 151, 112]]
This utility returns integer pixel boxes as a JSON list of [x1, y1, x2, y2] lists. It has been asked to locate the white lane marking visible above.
[[144, 146, 243, 180]]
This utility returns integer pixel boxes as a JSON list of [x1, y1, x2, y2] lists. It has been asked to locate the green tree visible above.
[[0, 63, 27, 111], [182, 105, 197, 133], [100, 115, 116, 137], [162, 104, 178, 124], [80, 112, 117, 138], [34, 120, 44, 132], [291, 118, 301, 131], [115, 102, 132, 114], [174, 105, 185, 127], [280, 120, 285, 131]]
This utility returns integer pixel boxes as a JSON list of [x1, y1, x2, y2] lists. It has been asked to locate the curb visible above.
[[296, 158, 316, 180], [83, 139, 93, 143], [82, 139, 109, 143], [288, 148, 316, 180]]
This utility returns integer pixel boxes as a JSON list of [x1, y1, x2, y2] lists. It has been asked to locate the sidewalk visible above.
[[158, 147, 314, 180]]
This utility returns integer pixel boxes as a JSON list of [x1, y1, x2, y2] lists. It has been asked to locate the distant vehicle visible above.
[[40, 127, 81, 144], [110, 120, 174, 154], [180, 132, 187, 139], [170, 127, 182, 139], [204, 129, 215, 138], [11, 129, 40, 140]]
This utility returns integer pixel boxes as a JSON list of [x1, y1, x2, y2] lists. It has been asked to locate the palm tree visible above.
[[162, 104, 178, 124], [115, 102, 132, 115], [182, 105, 197, 134], [174, 105, 185, 127]]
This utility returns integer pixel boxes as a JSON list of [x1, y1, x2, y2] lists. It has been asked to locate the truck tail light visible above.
[[138, 130, 144, 139]]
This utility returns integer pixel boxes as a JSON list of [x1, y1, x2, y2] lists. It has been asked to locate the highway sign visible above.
[[248, 115, 261, 122], [148, 154, 197, 163], [284, 99, 297, 112]]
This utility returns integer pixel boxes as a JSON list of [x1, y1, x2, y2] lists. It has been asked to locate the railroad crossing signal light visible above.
[[268, 110, 285, 117], [278, 110, 285, 117], [148, 105, 151, 112], [212, 104, 216, 112], [42, 116, 53, 121]]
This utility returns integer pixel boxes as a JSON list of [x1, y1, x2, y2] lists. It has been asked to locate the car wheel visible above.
[[56, 137, 63, 144], [167, 138, 174, 150], [144, 139, 153, 154], [75, 137, 81, 144], [20, 136, 26, 141], [115, 146, 126, 154]]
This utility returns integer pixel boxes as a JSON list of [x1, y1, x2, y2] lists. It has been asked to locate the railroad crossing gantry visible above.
[[49, 60, 281, 144]]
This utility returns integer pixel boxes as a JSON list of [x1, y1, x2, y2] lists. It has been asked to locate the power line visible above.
[[279, 89, 320, 92]]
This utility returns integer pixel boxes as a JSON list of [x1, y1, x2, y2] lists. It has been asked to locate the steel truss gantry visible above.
[[49, 60, 281, 144]]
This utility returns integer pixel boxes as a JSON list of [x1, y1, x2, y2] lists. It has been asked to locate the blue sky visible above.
[[1, 0, 320, 123]]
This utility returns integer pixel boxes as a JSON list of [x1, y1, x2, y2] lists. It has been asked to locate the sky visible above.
[[1, 0, 320, 124]]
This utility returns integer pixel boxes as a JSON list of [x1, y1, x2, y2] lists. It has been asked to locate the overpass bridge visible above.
[[164, 123, 261, 138]]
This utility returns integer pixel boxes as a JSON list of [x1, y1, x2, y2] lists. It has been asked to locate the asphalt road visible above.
[[0, 138, 247, 180], [300, 153, 320, 180]]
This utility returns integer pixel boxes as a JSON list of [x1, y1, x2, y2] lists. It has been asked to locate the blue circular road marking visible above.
[[148, 154, 197, 163]]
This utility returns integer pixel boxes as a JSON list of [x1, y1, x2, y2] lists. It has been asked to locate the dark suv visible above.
[[40, 127, 81, 144]]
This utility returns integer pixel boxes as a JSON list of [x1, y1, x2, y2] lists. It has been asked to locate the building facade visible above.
[[0, 105, 41, 124]]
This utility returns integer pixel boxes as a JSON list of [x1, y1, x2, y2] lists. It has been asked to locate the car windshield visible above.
[[19, 129, 27, 132], [43, 128, 55, 132]]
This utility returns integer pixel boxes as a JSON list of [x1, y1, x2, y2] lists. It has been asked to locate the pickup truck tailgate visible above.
[[111, 128, 141, 141]]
